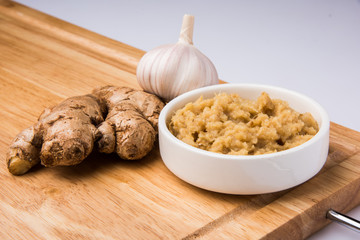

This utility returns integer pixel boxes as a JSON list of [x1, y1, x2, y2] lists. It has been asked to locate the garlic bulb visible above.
[[136, 14, 219, 102]]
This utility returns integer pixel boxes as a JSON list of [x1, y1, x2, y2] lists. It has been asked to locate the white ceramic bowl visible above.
[[158, 84, 330, 194]]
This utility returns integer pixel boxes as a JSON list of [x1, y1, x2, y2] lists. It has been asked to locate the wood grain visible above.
[[1, 1, 360, 239]]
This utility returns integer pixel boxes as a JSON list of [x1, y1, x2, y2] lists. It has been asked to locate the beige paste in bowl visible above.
[[168, 92, 319, 155]]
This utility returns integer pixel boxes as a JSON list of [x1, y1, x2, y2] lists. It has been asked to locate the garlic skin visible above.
[[136, 15, 218, 102]]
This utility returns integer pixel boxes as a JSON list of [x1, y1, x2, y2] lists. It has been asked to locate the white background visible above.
[[15, 0, 360, 239]]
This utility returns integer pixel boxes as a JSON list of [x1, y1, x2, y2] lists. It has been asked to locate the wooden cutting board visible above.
[[1, 1, 360, 239]]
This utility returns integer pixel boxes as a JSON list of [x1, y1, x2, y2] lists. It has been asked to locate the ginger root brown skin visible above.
[[93, 86, 165, 160], [7, 126, 42, 175], [7, 86, 164, 175], [39, 95, 105, 167], [7, 94, 104, 175]]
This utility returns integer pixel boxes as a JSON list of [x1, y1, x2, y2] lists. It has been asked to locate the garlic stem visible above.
[[178, 14, 194, 45]]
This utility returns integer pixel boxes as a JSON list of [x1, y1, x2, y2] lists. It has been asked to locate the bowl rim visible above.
[[158, 83, 330, 162]]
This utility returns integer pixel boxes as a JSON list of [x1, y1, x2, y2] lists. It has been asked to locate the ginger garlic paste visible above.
[[168, 92, 319, 155]]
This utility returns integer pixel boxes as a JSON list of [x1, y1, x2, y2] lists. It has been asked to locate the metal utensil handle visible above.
[[326, 209, 360, 233]]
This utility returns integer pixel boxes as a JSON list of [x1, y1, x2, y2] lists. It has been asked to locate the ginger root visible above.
[[93, 86, 164, 160], [6, 86, 164, 175]]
